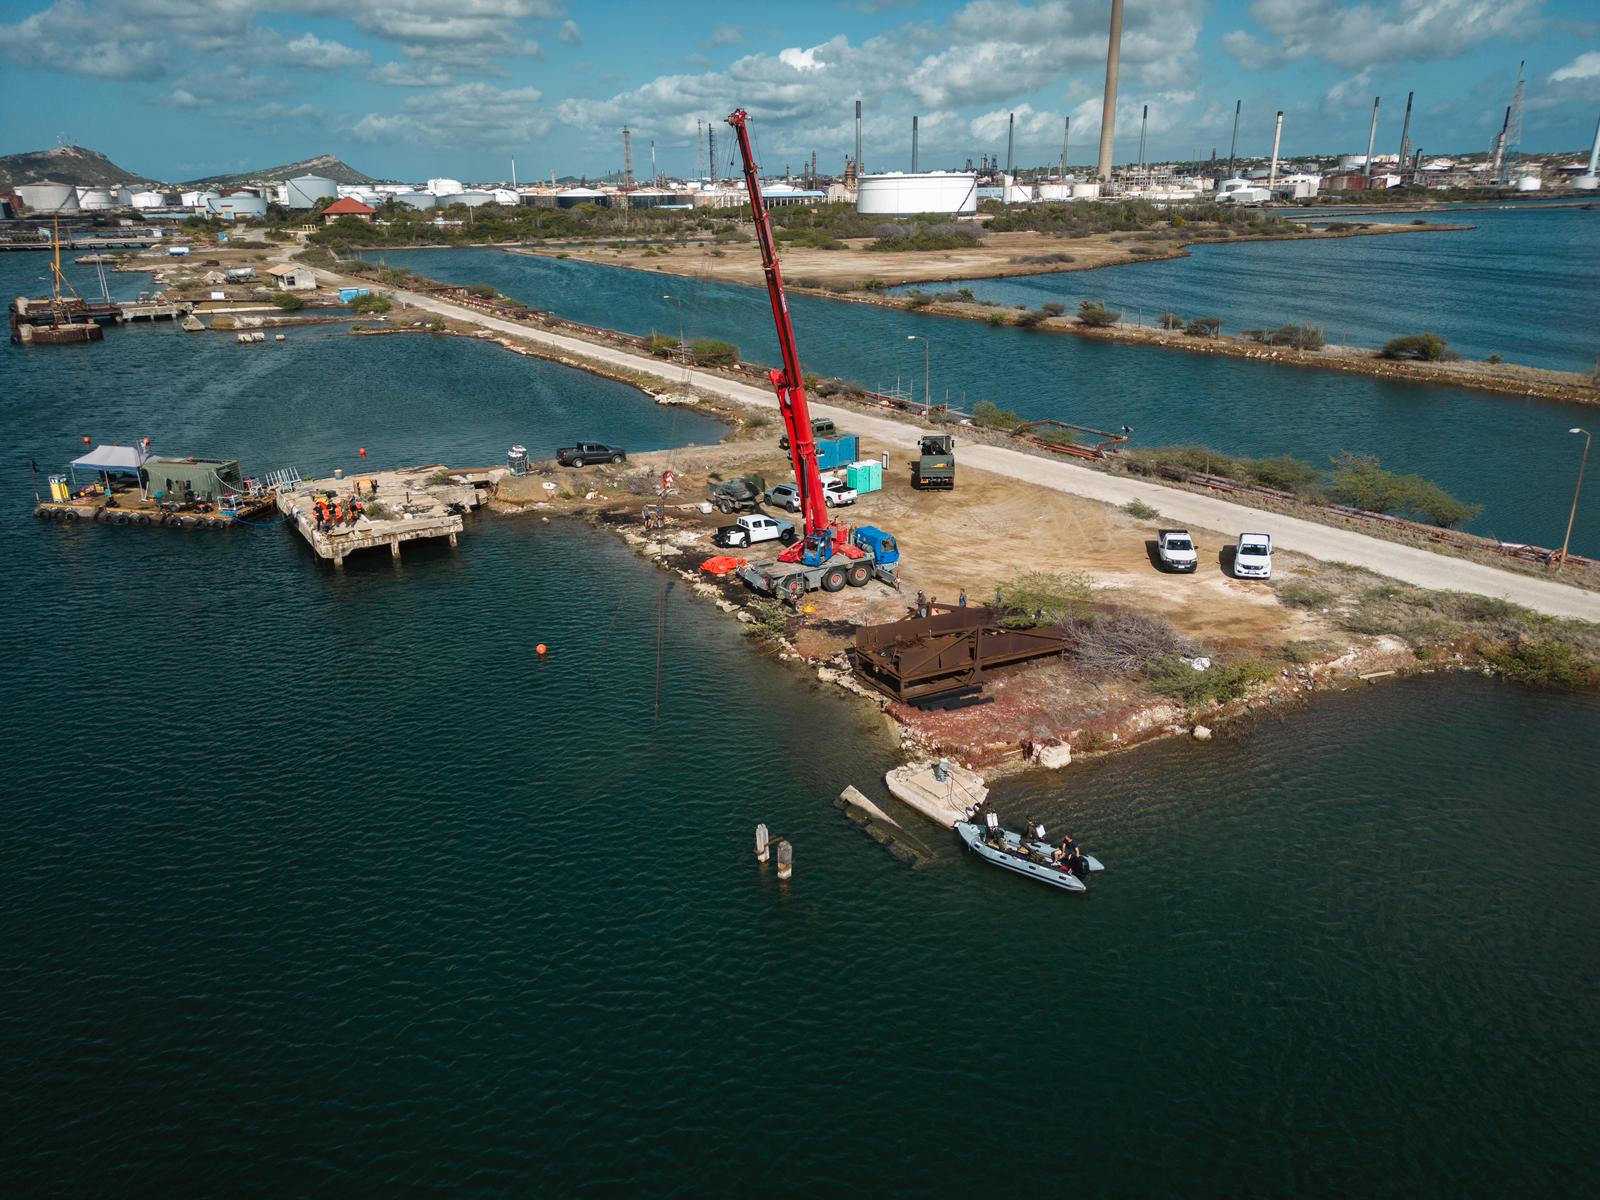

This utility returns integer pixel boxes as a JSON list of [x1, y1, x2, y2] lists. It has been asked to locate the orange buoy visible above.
[[535, 643, 548, 656], [358, 447, 367, 458]]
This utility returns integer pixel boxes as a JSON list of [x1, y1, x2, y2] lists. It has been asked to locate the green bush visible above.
[[1185, 316, 1221, 337], [1326, 451, 1482, 527], [986, 312, 1007, 326], [972, 400, 1022, 430], [1484, 638, 1600, 689], [1013, 309, 1049, 328], [1041, 301, 1066, 316], [1380, 333, 1449, 361], [1123, 498, 1160, 520], [747, 598, 791, 641], [270, 292, 303, 310], [1077, 300, 1120, 327], [1144, 656, 1271, 705], [348, 293, 392, 314], [994, 571, 1096, 628], [1158, 311, 1184, 330], [689, 339, 739, 365]]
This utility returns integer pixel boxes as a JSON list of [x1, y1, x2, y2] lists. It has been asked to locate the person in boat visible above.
[[1065, 846, 1087, 879], [1052, 834, 1076, 865]]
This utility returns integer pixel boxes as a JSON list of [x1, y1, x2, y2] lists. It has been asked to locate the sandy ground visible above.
[[511, 222, 1465, 289]]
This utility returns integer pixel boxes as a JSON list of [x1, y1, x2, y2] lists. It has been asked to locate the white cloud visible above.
[[558, 19, 582, 47], [1550, 51, 1600, 83], [166, 88, 203, 110], [353, 82, 550, 148], [1245, 0, 1545, 70], [709, 23, 742, 47], [367, 61, 454, 87], [282, 32, 368, 70], [1325, 68, 1376, 109]]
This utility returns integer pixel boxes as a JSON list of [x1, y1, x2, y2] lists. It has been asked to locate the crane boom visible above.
[[726, 108, 834, 557]]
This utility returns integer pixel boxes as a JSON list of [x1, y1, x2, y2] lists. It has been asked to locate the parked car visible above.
[[556, 442, 626, 467], [1233, 532, 1273, 579], [1156, 528, 1198, 572], [766, 479, 858, 511], [714, 514, 796, 548], [778, 417, 837, 451]]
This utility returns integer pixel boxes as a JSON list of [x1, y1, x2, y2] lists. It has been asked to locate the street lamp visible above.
[[663, 293, 687, 377], [1557, 426, 1590, 571], [907, 334, 930, 410]]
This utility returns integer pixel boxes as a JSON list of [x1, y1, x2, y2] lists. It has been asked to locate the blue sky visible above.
[[1, 1, 1596, 183]]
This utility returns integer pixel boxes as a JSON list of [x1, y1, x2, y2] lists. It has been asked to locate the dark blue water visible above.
[[366, 245, 1600, 555], [5, 249, 1598, 1195], [890, 206, 1600, 373]]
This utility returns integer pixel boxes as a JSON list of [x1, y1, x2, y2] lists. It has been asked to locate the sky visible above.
[[1, 0, 1597, 183]]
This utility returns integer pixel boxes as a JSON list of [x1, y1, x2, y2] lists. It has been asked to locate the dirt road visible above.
[[384, 285, 1600, 623]]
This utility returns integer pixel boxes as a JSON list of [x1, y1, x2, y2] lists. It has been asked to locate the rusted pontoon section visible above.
[[850, 606, 1074, 703]]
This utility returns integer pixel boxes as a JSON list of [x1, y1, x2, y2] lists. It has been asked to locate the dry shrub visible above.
[[1070, 611, 1195, 677]]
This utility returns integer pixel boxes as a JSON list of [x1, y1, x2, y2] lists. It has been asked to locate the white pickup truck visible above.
[[1233, 532, 1273, 579], [714, 513, 796, 549], [1156, 528, 1199, 572]]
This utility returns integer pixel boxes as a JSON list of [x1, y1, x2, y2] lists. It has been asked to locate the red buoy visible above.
[[82, 435, 91, 445], [535, 643, 548, 656], [358, 447, 367, 458]]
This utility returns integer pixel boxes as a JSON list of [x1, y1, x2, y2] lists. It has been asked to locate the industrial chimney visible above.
[[912, 115, 919, 173], [1097, 0, 1124, 181], [1397, 92, 1414, 179], [1137, 104, 1148, 171], [1363, 96, 1380, 180], [1227, 100, 1241, 180], [622, 127, 633, 187], [1006, 111, 1015, 178], [1060, 117, 1070, 179], [1269, 111, 1283, 194], [855, 99, 864, 177]]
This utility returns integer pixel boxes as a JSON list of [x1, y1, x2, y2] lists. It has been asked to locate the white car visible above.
[[766, 479, 858, 511], [1234, 532, 1273, 579], [714, 514, 796, 549]]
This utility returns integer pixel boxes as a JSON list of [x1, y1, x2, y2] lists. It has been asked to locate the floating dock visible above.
[[276, 464, 500, 567]]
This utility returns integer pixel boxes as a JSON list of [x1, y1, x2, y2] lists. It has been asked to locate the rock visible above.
[[1192, 725, 1213, 741], [1030, 739, 1073, 770]]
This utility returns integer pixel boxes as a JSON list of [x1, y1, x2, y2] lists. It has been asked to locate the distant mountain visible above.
[[0, 145, 151, 191], [182, 154, 376, 188]]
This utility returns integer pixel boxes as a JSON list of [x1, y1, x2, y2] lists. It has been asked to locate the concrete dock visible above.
[[884, 761, 989, 828], [277, 464, 499, 566]]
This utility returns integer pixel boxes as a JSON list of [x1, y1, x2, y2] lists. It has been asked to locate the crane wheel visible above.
[[846, 564, 870, 587], [821, 567, 847, 593]]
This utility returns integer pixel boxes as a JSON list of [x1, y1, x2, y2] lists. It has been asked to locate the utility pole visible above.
[[1558, 427, 1591, 571]]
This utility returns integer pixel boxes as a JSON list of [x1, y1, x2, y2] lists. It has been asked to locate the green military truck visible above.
[[912, 434, 954, 490]]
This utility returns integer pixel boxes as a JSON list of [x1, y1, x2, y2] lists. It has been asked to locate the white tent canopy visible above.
[[71, 444, 148, 474]]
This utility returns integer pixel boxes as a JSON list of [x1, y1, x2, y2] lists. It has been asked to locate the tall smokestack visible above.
[[1227, 99, 1241, 179], [1137, 104, 1148, 170], [650, 140, 657, 185], [1269, 111, 1283, 194], [622, 127, 633, 187], [707, 123, 715, 186], [912, 115, 919, 173], [1097, 0, 1124, 181], [1397, 92, 1414, 178], [855, 99, 863, 176], [1061, 117, 1070, 179], [511, 157, 517, 188], [1006, 111, 1014, 178], [1363, 96, 1380, 180]]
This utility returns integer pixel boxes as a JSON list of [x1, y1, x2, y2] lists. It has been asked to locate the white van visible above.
[[1234, 533, 1273, 579]]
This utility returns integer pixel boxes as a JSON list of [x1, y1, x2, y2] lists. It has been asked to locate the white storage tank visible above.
[[285, 174, 337, 209], [77, 187, 116, 211], [130, 190, 169, 209], [426, 177, 464, 196], [212, 194, 268, 219], [17, 181, 80, 212], [392, 191, 436, 210], [855, 171, 978, 216], [1071, 182, 1102, 199], [452, 190, 494, 207], [1514, 175, 1542, 192]]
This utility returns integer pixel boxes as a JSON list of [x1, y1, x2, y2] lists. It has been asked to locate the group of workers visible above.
[[313, 492, 366, 531]]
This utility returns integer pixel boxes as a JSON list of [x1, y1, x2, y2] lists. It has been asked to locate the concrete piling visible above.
[[755, 823, 770, 863], [775, 839, 793, 880]]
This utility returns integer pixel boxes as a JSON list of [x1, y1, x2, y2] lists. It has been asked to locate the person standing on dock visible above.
[[958, 588, 968, 608]]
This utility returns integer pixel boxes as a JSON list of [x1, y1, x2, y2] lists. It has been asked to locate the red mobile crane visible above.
[[725, 108, 900, 598]]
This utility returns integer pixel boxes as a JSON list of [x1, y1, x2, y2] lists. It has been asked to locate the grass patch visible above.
[[1144, 656, 1272, 705]]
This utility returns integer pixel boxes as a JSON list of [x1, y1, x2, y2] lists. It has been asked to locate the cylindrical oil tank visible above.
[[285, 174, 337, 209], [77, 187, 115, 210], [855, 172, 978, 216], [17, 182, 80, 212], [1071, 181, 1102, 198], [392, 191, 436, 210], [453, 190, 494, 207], [130, 190, 168, 209]]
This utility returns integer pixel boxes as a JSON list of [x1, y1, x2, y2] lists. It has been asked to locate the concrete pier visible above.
[[276, 463, 497, 567], [884, 761, 989, 828]]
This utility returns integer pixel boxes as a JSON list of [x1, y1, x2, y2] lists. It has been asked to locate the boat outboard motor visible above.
[[1070, 854, 1089, 881]]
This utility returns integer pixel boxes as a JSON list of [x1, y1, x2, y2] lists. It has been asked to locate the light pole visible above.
[[907, 334, 930, 410], [1557, 426, 1590, 571], [663, 293, 687, 379]]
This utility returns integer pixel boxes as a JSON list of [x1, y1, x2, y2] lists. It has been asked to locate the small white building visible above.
[[265, 264, 317, 291], [1271, 173, 1321, 200], [1216, 178, 1272, 203]]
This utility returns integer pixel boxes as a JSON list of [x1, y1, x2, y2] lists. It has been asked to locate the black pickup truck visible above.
[[556, 442, 626, 467]]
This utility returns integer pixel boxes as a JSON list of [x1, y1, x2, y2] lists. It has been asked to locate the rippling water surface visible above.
[[3, 250, 1597, 1195], [366, 242, 1599, 554]]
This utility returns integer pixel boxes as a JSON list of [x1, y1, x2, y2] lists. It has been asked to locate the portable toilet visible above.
[[846, 459, 883, 494]]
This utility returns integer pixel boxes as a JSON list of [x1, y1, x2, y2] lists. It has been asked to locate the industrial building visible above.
[[266, 264, 317, 291]]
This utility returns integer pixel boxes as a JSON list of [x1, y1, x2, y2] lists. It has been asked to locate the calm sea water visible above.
[[366, 243, 1599, 555], [4, 250, 1598, 1195], [891, 205, 1600, 373]]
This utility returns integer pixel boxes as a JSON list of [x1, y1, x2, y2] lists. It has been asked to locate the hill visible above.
[[0, 145, 151, 191], [182, 154, 375, 188]]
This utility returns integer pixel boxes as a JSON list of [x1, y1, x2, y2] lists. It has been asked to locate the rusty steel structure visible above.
[[851, 606, 1074, 703], [1009, 420, 1131, 460]]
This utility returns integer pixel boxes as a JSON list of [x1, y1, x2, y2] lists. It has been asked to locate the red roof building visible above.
[[322, 197, 376, 223]]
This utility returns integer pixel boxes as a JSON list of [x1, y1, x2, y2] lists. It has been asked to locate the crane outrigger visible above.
[[724, 108, 900, 600]]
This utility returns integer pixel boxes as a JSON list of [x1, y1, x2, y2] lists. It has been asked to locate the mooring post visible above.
[[755, 823, 770, 862], [333, 554, 344, 569], [775, 839, 792, 880], [390, 540, 401, 560], [449, 531, 458, 548]]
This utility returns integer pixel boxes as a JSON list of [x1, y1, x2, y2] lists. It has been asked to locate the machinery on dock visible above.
[[725, 108, 900, 599], [913, 434, 955, 489]]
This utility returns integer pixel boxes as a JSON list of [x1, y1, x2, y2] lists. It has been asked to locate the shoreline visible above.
[[487, 240, 1600, 406]]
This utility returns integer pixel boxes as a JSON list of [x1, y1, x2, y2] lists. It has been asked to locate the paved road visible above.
[[391, 287, 1600, 623]]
